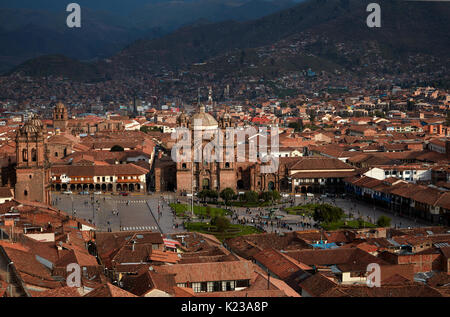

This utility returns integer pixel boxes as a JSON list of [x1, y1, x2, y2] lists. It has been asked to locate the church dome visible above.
[[20, 121, 41, 135], [19, 114, 44, 135], [29, 117, 43, 128], [191, 105, 218, 130]]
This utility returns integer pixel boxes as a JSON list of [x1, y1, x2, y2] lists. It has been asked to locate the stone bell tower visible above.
[[53, 102, 68, 132], [15, 115, 51, 204]]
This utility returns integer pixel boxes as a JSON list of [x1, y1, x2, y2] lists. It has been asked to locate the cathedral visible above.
[[154, 103, 283, 194]]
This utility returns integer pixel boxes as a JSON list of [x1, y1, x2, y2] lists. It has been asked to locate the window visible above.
[[22, 149, 28, 162], [213, 281, 221, 292], [31, 148, 37, 162], [182, 163, 187, 169], [55, 152, 58, 157], [24, 190, 28, 196], [236, 280, 249, 288], [192, 283, 201, 293], [225, 162, 230, 168], [200, 282, 207, 292]]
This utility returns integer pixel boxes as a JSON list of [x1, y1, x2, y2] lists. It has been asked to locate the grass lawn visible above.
[[185, 222, 263, 241], [284, 203, 319, 216], [169, 203, 230, 218], [321, 220, 377, 231]]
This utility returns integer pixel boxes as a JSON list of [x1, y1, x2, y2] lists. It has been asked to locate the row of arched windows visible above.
[[22, 148, 37, 162]]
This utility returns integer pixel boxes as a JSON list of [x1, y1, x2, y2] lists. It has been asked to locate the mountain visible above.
[[0, 7, 163, 73], [7, 0, 450, 81], [6, 55, 107, 81], [0, 1, 299, 72], [112, 0, 449, 72]]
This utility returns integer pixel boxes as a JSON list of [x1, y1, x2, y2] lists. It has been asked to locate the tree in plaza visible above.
[[220, 188, 235, 206], [313, 204, 345, 224], [260, 190, 281, 203], [198, 189, 209, 202], [207, 190, 219, 202], [260, 191, 272, 202], [271, 190, 281, 202], [110, 145, 124, 152], [376, 215, 392, 227], [244, 190, 259, 203], [211, 216, 230, 232]]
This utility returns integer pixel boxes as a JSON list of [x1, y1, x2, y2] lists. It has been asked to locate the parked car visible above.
[[63, 191, 72, 195], [94, 191, 102, 195], [120, 192, 129, 196], [79, 191, 89, 195]]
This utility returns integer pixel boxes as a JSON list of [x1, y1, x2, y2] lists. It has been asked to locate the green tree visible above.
[[243, 191, 258, 203], [313, 204, 345, 224], [271, 190, 281, 202], [376, 215, 392, 227], [220, 188, 235, 206], [288, 120, 303, 132], [207, 190, 219, 202], [140, 126, 150, 133], [110, 145, 124, 152], [211, 216, 230, 232], [260, 191, 272, 202], [198, 190, 209, 202]]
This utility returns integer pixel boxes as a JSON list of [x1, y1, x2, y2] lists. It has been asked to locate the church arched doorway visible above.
[[237, 180, 244, 189], [202, 178, 210, 190], [268, 181, 275, 191]]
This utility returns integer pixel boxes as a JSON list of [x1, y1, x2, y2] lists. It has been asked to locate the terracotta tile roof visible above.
[[284, 248, 388, 271], [253, 248, 312, 280], [329, 282, 443, 297], [298, 273, 338, 297], [148, 249, 180, 264], [84, 283, 137, 297], [123, 268, 177, 296], [196, 289, 287, 297], [155, 261, 255, 284], [31, 286, 82, 297], [287, 157, 355, 171], [95, 231, 163, 263], [51, 163, 148, 177]]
